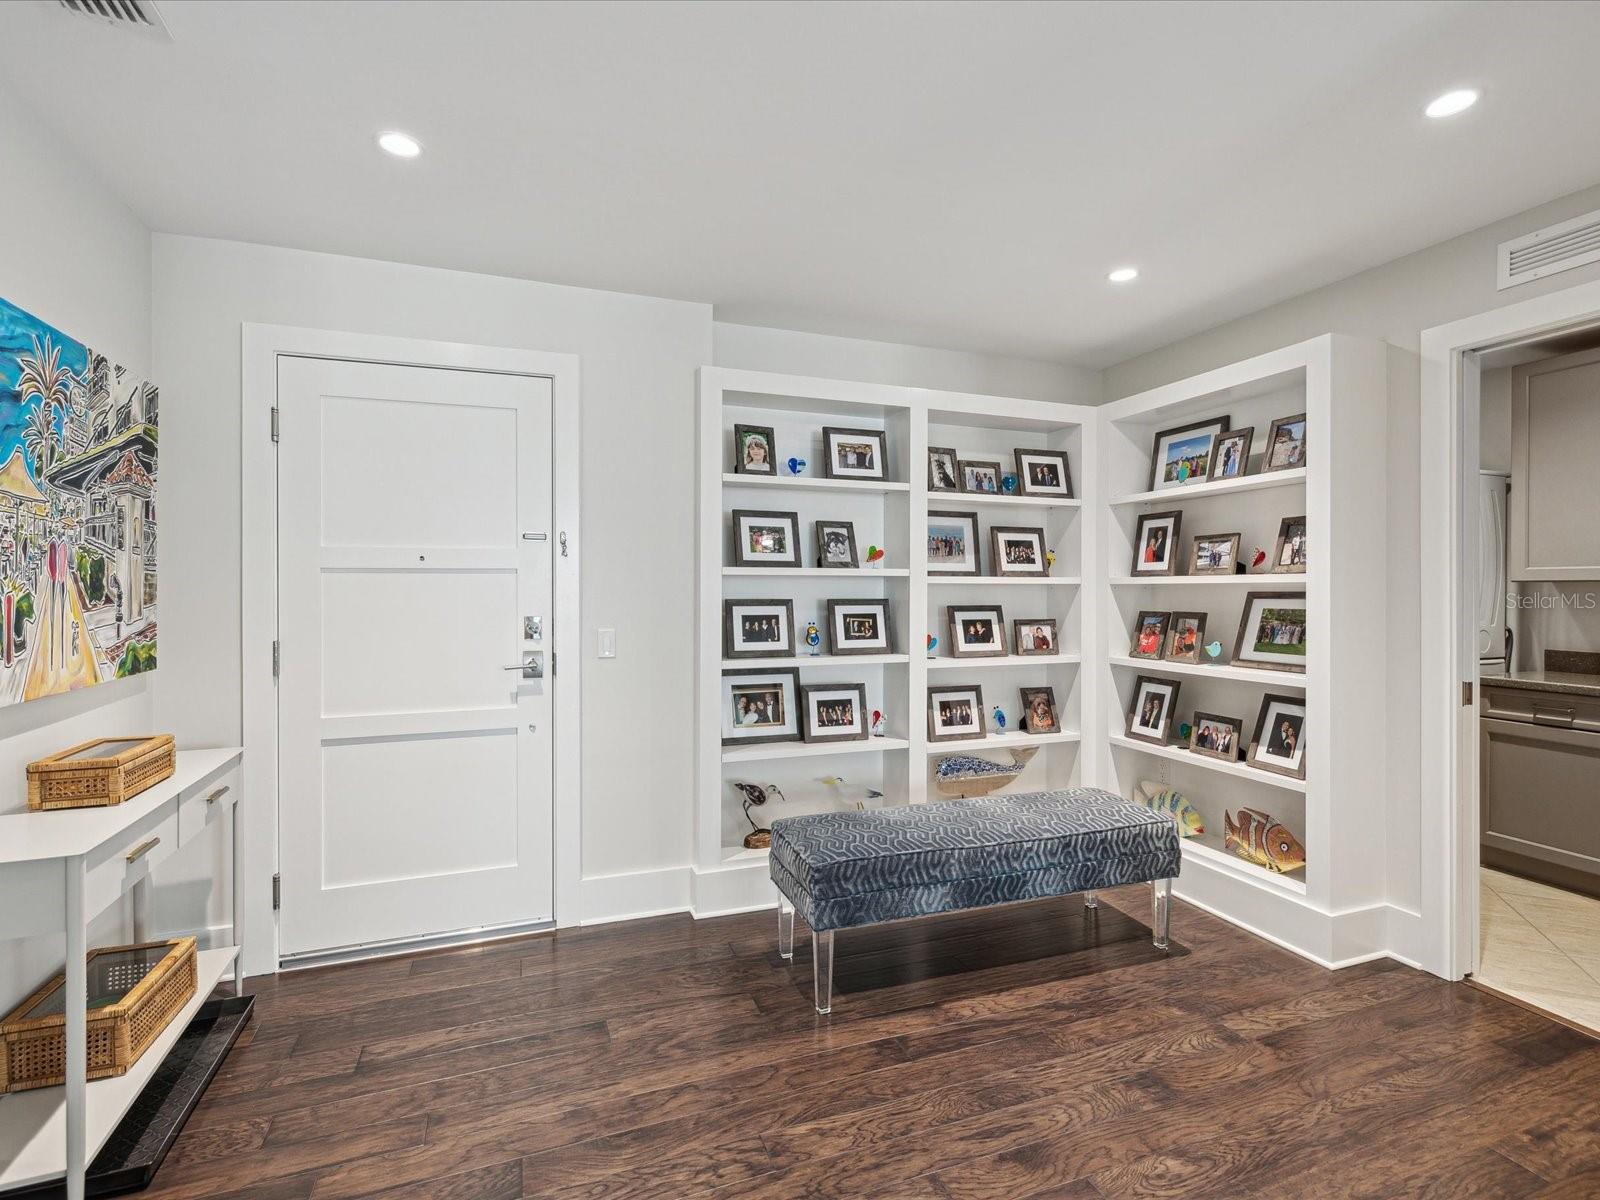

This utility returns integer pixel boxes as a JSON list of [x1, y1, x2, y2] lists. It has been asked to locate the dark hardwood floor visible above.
[[142, 886, 1600, 1199]]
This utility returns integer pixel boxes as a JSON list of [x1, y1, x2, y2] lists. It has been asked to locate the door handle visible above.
[[502, 653, 544, 678], [125, 837, 161, 864]]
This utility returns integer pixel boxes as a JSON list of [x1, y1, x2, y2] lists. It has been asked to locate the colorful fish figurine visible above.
[[1224, 807, 1306, 873], [865, 545, 885, 564], [1134, 780, 1204, 838], [992, 706, 1007, 730], [786, 456, 807, 476], [804, 622, 822, 654], [932, 748, 1040, 798], [1204, 640, 1224, 660]]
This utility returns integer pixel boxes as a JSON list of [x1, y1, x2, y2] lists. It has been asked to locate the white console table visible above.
[[0, 747, 244, 1200]]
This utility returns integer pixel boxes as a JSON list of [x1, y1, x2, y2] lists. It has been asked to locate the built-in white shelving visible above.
[[721, 566, 911, 578], [1108, 574, 1306, 588], [935, 493, 1082, 510], [723, 654, 911, 669], [927, 653, 1081, 671], [930, 575, 1081, 587], [1107, 654, 1305, 689], [929, 730, 1081, 753], [1181, 838, 1308, 897], [721, 737, 911, 764], [723, 472, 911, 495], [1106, 733, 1307, 793], [1108, 467, 1306, 507]]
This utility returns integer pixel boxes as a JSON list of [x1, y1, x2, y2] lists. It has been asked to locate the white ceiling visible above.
[[6, 0, 1600, 367]]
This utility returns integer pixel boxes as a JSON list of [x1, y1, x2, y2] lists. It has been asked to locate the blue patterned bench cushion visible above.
[[769, 788, 1179, 932]]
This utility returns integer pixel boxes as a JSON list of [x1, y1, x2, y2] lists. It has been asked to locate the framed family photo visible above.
[[1264, 413, 1307, 472], [928, 446, 962, 492], [947, 605, 1007, 658], [927, 510, 981, 576], [721, 668, 802, 746], [815, 519, 859, 568], [1132, 510, 1182, 576], [959, 459, 1003, 495], [1209, 428, 1252, 481], [1191, 532, 1241, 575], [800, 683, 869, 744], [991, 526, 1048, 577], [1014, 448, 1073, 498], [928, 684, 985, 742], [1129, 610, 1170, 660], [1190, 711, 1243, 762], [1014, 618, 1058, 656], [1165, 611, 1207, 664], [1233, 591, 1307, 672], [1126, 675, 1181, 746], [1020, 686, 1059, 734], [732, 423, 776, 474], [822, 427, 888, 480], [731, 509, 801, 567], [723, 598, 795, 659], [1273, 515, 1307, 573], [1248, 692, 1307, 778], [827, 598, 893, 655], [1150, 415, 1229, 491]]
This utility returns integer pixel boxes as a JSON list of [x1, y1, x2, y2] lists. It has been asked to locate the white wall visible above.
[[1102, 181, 1600, 957], [0, 88, 154, 1009]]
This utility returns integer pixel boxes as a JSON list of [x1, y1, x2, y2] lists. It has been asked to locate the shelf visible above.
[[1109, 468, 1306, 507], [1107, 734, 1307, 793], [1108, 574, 1305, 589], [923, 491, 1081, 510], [722, 567, 910, 578], [929, 575, 1081, 587], [0, 946, 240, 1190], [926, 654, 1081, 671], [721, 737, 910, 763], [723, 654, 910, 668], [721, 845, 771, 865], [1107, 655, 1305, 689], [722, 473, 910, 495], [927, 730, 1080, 753], [1181, 838, 1308, 896]]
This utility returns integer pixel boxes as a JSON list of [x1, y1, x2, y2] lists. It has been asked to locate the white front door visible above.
[[276, 356, 555, 959]]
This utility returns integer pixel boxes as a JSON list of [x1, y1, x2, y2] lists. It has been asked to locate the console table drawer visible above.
[[178, 769, 238, 848], [84, 807, 180, 920]]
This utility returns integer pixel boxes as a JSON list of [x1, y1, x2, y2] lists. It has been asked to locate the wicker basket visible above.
[[0, 937, 197, 1093], [26, 735, 176, 811]]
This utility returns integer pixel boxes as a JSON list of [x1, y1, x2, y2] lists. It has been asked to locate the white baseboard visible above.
[[690, 858, 777, 918], [579, 865, 691, 926]]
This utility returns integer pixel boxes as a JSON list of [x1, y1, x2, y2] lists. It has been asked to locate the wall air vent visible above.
[[1498, 208, 1600, 290], [55, 0, 171, 40]]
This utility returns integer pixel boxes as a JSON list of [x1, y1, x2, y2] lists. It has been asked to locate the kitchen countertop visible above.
[[1480, 670, 1600, 698]]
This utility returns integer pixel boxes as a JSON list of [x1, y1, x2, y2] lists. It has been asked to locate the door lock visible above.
[[502, 652, 544, 679]]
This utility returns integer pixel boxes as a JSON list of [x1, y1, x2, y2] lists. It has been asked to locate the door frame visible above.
[[1419, 275, 1600, 980], [241, 324, 581, 976]]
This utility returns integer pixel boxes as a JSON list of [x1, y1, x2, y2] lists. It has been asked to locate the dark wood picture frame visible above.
[[1149, 415, 1230, 492], [928, 684, 986, 742], [928, 446, 962, 492], [1020, 685, 1060, 735], [800, 683, 870, 744], [722, 598, 796, 660], [1263, 412, 1307, 473], [1190, 532, 1242, 575], [1247, 692, 1308, 779], [822, 426, 888, 480], [1014, 448, 1073, 498], [1013, 618, 1059, 656], [720, 667, 803, 747], [1129, 610, 1171, 660], [990, 525, 1048, 577], [1165, 611, 1207, 665], [959, 459, 1004, 495], [927, 510, 981, 576], [826, 598, 893, 656], [947, 604, 1008, 658], [732, 423, 776, 475], [1233, 591, 1308, 673], [814, 519, 860, 569], [1190, 710, 1244, 762], [1126, 675, 1181, 746], [1131, 510, 1183, 576], [1208, 428, 1253, 481], [1272, 515, 1307, 574], [730, 509, 801, 568]]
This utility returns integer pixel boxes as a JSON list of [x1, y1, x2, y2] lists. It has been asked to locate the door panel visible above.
[[278, 356, 554, 958]]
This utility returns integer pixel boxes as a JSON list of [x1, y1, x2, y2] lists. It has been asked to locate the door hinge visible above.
[[272, 640, 281, 679], [272, 873, 281, 910], [551, 651, 556, 677], [1463, 680, 1474, 706], [270, 406, 280, 443]]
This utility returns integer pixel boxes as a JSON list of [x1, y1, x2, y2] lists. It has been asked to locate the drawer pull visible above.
[[125, 837, 161, 864], [204, 785, 231, 805]]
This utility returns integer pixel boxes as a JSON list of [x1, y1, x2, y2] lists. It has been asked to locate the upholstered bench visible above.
[[769, 787, 1180, 1013]]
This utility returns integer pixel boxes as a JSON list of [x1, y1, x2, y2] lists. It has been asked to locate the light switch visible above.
[[597, 628, 616, 659]]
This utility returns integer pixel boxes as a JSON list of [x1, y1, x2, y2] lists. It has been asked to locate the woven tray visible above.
[[0, 938, 198, 1093], [26, 734, 176, 810]]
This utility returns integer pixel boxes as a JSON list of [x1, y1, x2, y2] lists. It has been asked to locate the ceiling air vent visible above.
[[1498, 208, 1600, 290], [54, 0, 171, 40]]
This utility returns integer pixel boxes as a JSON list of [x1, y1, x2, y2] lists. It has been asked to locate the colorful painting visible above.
[[0, 296, 157, 705]]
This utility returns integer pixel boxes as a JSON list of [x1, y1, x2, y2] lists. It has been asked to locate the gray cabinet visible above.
[[1510, 346, 1600, 581]]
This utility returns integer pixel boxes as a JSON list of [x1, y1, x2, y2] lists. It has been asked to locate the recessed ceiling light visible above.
[[1425, 89, 1478, 119], [1108, 267, 1139, 283], [377, 131, 422, 158]]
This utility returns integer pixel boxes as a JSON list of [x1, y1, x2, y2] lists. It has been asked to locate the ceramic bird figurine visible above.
[[733, 782, 786, 849], [1204, 640, 1224, 660], [992, 706, 1007, 730], [805, 622, 822, 654], [820, 776, 886, 810], [865, 545, 885, 564], [786, 456, 807, 476]]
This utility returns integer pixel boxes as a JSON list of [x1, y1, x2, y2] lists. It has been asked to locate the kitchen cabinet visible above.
[[1510, 346, 1600, 581]]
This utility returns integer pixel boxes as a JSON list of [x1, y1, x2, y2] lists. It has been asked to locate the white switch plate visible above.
[[597, 628, 616, 659]]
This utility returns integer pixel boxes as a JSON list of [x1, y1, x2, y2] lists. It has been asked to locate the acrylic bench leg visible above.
[[778, 897, 795, 961], [813, 929, 833, 1015], [1083, 890, 1099, 909], [1152, 878, 1172, 950]]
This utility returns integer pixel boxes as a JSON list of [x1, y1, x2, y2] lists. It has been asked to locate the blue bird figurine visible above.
[[992, 706, 1007, 730]]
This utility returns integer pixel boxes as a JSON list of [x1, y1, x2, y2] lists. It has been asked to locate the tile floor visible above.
[[1478, 866, 1600, 1034]]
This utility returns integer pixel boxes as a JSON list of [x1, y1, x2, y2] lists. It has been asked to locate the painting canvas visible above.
[[0, 296, 157, 705]]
